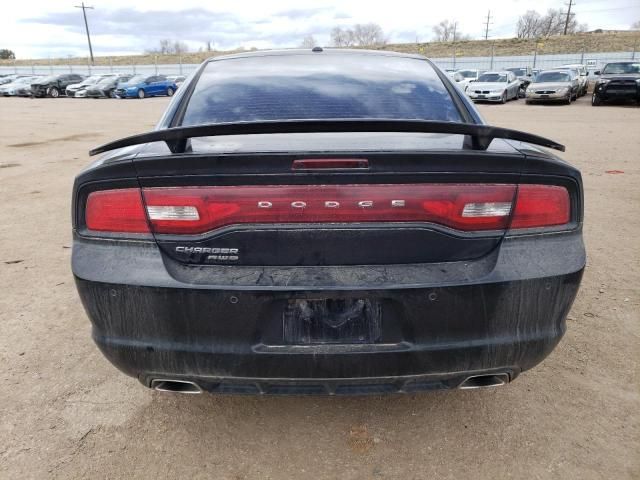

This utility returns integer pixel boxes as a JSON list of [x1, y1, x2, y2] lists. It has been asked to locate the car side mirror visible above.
[[594, 71, 600, 76]]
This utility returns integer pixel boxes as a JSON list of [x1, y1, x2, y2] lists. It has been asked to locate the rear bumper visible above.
[[74, 227, 584, 393]]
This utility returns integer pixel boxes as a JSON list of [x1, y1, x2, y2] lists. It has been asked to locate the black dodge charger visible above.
[[72, 49, 585, 395]]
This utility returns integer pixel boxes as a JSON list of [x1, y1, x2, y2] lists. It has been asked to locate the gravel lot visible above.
[[1, 95, 638, 479]]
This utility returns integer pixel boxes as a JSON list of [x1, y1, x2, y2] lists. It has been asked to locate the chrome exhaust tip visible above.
[[458, 373, 509, 390], [150, 379, 203, 394]]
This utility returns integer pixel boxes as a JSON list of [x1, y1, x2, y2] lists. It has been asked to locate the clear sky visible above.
[[1, 0, 638, 58]]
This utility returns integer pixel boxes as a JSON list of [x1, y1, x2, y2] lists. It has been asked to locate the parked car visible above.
[[0, 76, 41, 96], [73, 49, 584, 395], [66, 74, 117, 97], [455, 69, 483, 91], [552, 65, 588, 96], [31, 73, 85, 98], [114, 74, 177, 99], [0, 74, 32, 85], [167, 75, 186, 88], [466, 71, 521, 103], [506, 66, 533, 80], [592, 62, 640, 106], [506, 66, 534, 95], [80, 74, 133, 98], [447, 71, 466, 87], [525, 70, 579, 104]]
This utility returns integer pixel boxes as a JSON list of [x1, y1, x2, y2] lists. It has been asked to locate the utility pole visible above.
[[74, 2, 94, 64], [483, 10, 493, 40], [563, 0, 574, 35]]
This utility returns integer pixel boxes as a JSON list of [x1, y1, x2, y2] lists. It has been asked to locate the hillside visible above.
[[384, 31, 639, 57], [2, 31, 638, 66]]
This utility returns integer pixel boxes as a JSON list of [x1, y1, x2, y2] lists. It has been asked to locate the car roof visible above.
[[535, 70, 573, 76], [205, 48, 426, 64], [480, 71, 510, 75]]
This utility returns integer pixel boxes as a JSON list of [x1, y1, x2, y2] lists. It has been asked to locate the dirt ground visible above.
[[0, 95, 638, 479]]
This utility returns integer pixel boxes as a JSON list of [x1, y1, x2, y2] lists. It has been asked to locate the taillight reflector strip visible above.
[[140, 184, 519, 234]]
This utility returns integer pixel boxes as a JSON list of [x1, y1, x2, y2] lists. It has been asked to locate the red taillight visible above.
[[510, 184, 570, 229], [84, 184, 571, 235], [85, 188, 150, 233]]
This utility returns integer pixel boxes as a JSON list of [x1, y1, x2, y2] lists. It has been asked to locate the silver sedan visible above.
[[466, 71, 521, 103]]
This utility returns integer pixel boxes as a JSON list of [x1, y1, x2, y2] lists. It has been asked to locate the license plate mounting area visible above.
[[283, 298, 382, 344]]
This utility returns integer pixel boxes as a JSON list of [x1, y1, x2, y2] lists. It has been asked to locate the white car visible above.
[[455, 69, 483, 91], [65, 74, 116, 97], [466, 71, 521, 103]]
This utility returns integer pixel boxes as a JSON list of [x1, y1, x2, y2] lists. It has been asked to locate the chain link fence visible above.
[[430, 51, 636, 78], [0, 56, 195, 77], [1, 50, 637, 78]]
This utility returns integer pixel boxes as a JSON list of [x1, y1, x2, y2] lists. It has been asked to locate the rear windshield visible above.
[[507, 68, 526, 76], [535, 72, 571, 83], [457, 70, 477, 79], [97, 76, 117, 85], [181, 54, 462, 125], [602, 62, 640, 74], [126, 75, 145, 84]]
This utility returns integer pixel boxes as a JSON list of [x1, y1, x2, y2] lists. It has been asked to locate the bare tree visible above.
[[516, 8, 587, 38], [148, 39, 189, 55], [517, 11, 543, 38], [172, 40, 189, 54], [300, 35, 317, 48], [330, 27, 354, 47], [157, 39, 172, 54], [432, 20, 456, 42], [351, 23, 386, 46], [539, 9, 566, 36], [330, 24, 386, 47], [432, 20, 471, 42], [631, 20, 640, 30]]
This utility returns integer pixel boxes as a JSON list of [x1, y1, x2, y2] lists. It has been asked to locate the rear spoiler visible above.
[[89, 119, 565, 156]]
